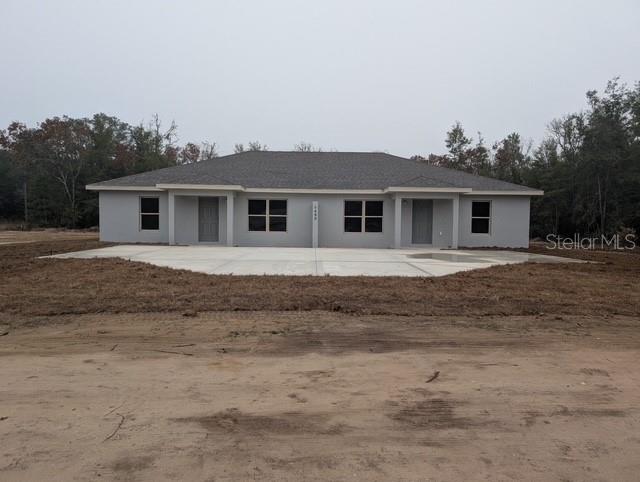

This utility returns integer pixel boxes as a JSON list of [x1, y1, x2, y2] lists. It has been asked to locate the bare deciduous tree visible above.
[[37, 117, 92, 228], [200, 141, 218, 161], [294, 142, 322, 152], [247, 141, 267, 151], [178, 142, 201, 164], [235, 141, 267, 152]]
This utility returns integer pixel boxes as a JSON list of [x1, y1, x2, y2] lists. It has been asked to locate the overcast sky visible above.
[[2, 0, 639, 157]]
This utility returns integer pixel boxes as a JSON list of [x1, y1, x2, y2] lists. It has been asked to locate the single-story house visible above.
[[87, 151, 543, 249]]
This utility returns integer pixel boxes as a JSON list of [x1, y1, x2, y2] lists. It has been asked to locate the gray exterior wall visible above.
[[98, 190, 532, 248], [400, 196, 455, 248], [174, 195, 227, 244], [457, 195, 530, 248], [234, 193, 313, 247], [99, 191, 169, 243], [233, 193, 395, 248], [174, 195, 197, 244], [317, 194, 394, 248]]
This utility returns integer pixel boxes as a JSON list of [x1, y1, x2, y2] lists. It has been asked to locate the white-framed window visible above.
[[248, 199, 287, 232], [139, 196, 160, 230], [471, 200, 491, 234], [344, 200, 383, 233]]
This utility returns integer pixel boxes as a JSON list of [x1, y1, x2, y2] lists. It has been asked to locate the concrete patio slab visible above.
[[47, 245, 582, 277]]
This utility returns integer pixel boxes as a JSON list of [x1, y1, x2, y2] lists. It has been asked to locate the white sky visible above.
[[2, 0, 639, 157]]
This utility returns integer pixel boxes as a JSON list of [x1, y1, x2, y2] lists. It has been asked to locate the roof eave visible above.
[[85, 183, 544, 196], [463, 190, 544, 196], [155, 183, 244, 191], [86, 184, 163, 191], [384, 187, 472, 193], [86, 183, 245, 192]]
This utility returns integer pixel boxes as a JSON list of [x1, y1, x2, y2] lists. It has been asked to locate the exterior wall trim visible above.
[[88, 184, 542, 196], [244, 188, 385, 194], [156, 183, 244, 191], [87, 185, 162, 191], [464, 190, 544, 196], [385, 187, 471, 193]]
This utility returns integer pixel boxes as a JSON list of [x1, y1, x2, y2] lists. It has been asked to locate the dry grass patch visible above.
[[1, 240, 639, 321]]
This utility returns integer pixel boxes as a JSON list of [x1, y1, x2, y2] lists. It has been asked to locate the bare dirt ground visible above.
[[0, 229, 98, 245], [1, 312, 639, 481], [1, 239, 639, 319], [1, 236, 639, 481]]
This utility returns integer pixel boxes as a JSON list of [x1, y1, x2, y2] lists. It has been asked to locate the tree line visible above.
[[1, 78, 638, 237], [412, 78, 640, 238], [0, 114, 273, 228]]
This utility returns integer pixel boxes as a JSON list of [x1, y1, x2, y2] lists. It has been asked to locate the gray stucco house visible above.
[[87, 151, 543, 249]]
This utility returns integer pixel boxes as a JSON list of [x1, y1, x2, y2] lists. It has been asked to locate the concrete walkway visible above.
[[48, 245, 581, 277]]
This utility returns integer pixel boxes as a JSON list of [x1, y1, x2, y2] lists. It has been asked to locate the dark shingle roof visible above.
[[88, 151, 539, 192]]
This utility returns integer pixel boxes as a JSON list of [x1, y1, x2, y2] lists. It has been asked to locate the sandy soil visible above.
[[1, 237, 639, 480], [1, 311, 639, 481]]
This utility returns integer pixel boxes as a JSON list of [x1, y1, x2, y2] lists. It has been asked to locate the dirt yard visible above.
[[0, 229, 98, 245], [1, 237, 639, 481], [1, 312, 639, 481], [1, 239, 639, 320]]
